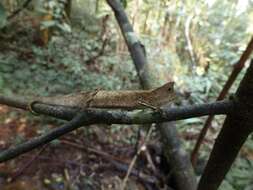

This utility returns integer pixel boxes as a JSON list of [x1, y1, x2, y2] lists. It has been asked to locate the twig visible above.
[[86, 15, 110, 64], [61, 140, 157, 184], [7, 0, 33, 20], [121, 127, 153, 190], [9, 144, 48, 182], [29, 155, 87, 168], [60, 139, 125, 163], [106, 0, 149, 88], [184, 14, 196, 66], [110, 159, 157, 185], [144, 149, 159, 177]]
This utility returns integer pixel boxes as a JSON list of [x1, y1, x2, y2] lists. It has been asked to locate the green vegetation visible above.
[[0, 0, 253, 189]]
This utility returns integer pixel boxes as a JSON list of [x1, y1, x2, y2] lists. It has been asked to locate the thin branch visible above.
[[7, 0, 33, 20], [0, 94, 77, 120], [9, 144, 48, 182], [86, 15, 110, 64], [197, 61, 253, 190], [191, 36, 253, 166], [106, 0, 150, 89], [0, 112, 87, 163], [184, 14, 196, 66], [61, 140, 157, 185], [121, 127, 153, 190]]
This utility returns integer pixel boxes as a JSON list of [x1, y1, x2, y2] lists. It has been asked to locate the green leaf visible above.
[[0, 2, 7, 29]]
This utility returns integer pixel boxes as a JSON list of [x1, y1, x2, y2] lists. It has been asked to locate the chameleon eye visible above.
[[168, 87, 172, 91]]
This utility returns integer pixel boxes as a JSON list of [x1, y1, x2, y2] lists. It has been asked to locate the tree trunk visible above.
[[197, 60, 253, 190], [106, 1, 197, 190]]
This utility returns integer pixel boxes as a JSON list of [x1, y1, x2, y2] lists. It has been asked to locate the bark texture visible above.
[[197, 61, 253, 190], [106, 1, 197, 189]]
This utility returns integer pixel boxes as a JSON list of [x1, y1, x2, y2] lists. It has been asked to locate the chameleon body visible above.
[[30, 82, 175, 110]]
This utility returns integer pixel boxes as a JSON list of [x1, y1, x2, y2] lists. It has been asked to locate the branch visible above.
[[191, 36, 253, 166], [7, 0, 33, 20], [184, 14, 196, 66], [0, 112, 87, 162], [85, 15, 110, 64], [107, 1, 197, 189], [0, 94, 76, 120], [106, 0, 150, 89], [0, 94, 233, 123], [0, 96, 233, 162], [197, 61, 253, 190]]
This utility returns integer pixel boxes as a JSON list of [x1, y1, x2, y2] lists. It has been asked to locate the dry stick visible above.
[[110, 160, 157, 186], [60, 140, 157, 185], [191, 36, 253, 166], [121, 127, 153, 190], [9, 144, 48, 182], [86, 15, 110, 64], [24, 155, 86, 167], [145, 150, 157, 174], [60, 139, 126, 164]]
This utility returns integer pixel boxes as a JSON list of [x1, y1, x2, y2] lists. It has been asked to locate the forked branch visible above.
[[0, 93, 234, 163]]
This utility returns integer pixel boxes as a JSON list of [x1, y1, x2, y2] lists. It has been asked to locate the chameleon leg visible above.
[[138, 99, 162, 113], [86, 88, 101, 107]]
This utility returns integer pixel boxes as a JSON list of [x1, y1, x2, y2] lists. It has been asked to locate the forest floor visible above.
[[0, 105, 167, 190]]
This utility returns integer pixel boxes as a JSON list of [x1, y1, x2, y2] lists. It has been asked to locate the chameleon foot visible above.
[[138, 100, 163, 113]]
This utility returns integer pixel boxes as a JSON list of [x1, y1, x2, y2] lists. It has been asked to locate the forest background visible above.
[[0, 0, 253, 190]]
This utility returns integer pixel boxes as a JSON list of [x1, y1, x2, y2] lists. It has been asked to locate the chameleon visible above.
[[28, 82, 175, 112]]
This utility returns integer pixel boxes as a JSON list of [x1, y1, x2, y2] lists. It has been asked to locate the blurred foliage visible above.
[[0, 2, 7, 29], [120, 0, 127, 8], [36, 0, 71, 32], [0, 33, 138, 96], [0, 0, 253, 189]]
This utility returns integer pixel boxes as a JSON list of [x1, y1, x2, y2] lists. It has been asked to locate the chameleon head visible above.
[[148, 82, 176, 107]]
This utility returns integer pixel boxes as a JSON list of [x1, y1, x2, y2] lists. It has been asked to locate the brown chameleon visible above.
[[29, 82, 175, 111]]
